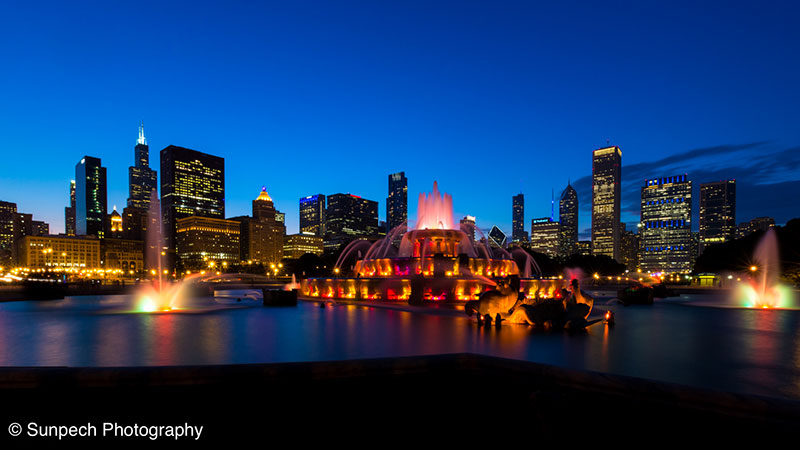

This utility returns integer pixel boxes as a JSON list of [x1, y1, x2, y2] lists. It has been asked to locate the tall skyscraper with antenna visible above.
[[127, 122, 158, 210]]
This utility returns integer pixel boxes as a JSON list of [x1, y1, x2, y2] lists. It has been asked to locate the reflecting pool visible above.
[[1, 292, 799, 401]]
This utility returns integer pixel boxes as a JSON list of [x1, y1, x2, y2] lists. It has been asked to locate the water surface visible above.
[[1, 293, 799, 401]]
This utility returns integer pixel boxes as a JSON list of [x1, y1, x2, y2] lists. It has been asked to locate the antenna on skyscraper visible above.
[[550, 188, 554, 221]]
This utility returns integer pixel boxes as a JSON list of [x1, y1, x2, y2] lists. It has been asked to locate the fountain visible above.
[[738, 228, 795, 309], [134, 190, 188, 312], [301, 182, 564, 302]]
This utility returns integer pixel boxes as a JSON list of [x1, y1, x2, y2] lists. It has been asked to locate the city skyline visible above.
[[1, 2, 799, 237]]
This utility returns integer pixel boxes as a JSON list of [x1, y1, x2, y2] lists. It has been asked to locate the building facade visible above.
[[512, 193, 526, 243], [0, 201, 16, 252], [299, 194, 325, 237], [559, 183, 578, 257], [576, 240, 592, 256], [284, 233, 325, 259], [175, 216, 240, 270], [640, 175, 692, 273], [0, 201, 16, 265], [101, 238, 144, 276], [460, 216, 476, 243], [32, 221, 49, 236], [530, 218, 560, 257], [232, 188, 286, 266], [620, 227, 639, 272], [75, 156, 108, 238], [699, 180, 736, 253], [65, 180, 76, 236], [737, 217, 775, 239], [160, 146, 225, 255], [387, 172, 408, 232], [107, 208, 124, 239], [15, 235, 101, 271], [325, 194, 379, 248], [591, 146, 622, 261]]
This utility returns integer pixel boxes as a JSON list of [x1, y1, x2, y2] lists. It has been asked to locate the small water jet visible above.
[[738, 228, 795, 309]]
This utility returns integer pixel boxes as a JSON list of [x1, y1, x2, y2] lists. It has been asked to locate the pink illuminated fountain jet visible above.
[[740, 228, 794, 309]]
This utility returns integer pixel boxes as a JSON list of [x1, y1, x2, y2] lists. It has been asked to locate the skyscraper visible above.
[[591, 146, 622, 261], [160, 146, 225, 254], [75, 156, 108, 238], [699, 180, 736, 253], [65, 180, 76, 236], [232, 187, 286, 265], [460, 216, 476, 243], [387, 172, 408, 232], [299, 194, 325, 236], [640, 175, 692, 273], [511, 194, 526, 243], [127, 122, 158, 210], [558, 183, 578, 257], [0, 201, 16, 264], [325, 194, 379, 248], [530, 217, 560, 257]]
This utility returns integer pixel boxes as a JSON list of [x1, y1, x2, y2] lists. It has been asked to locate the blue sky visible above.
[[1, 1, 798, 238]]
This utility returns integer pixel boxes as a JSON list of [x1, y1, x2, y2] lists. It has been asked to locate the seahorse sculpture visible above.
[[464, 275, 521, 318]]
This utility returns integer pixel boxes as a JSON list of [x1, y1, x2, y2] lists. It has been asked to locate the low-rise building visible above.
[[14, 235, 101, 271], [101, 238, 144, 276], [176, 216, 240, 270], [284, 233, 324, 259]]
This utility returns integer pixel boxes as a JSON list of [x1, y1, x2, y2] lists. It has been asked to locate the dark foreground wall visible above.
[[1, 354, 798, 446]]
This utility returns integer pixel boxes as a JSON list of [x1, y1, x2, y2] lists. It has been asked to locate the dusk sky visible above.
[[1, 1, 798, 238]]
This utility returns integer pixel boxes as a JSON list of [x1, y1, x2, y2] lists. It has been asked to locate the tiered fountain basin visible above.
[[301, 228, 564, 302]]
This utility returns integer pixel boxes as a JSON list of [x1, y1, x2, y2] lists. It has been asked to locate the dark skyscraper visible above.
[[325, 194, 379, 248], [127, 122, 158, 209], [299, 194, 326, 236], [75, 156, 107, 238], [0, 201, 16, 264], [592, 146, 622, 261], [511, 193, 526, 243], [640, 175, 692, 273], [699, 180, 736, 253], [558, 182, 578, 257], [160, 145, 225, 253], [64, 180, 76, 236], [387, 172, 408, 232]]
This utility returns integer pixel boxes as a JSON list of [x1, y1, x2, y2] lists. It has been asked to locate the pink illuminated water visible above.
[[737, 228, 795, 309], [415, 181, 455, 230]]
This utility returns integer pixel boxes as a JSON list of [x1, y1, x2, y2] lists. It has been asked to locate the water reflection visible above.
[[0, 294, 799, 401]]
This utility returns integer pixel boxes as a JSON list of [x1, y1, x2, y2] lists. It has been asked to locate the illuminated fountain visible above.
[[738, 228, 795, 309], [134, 190, 186, 313], [301, 182, 564, 302]]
